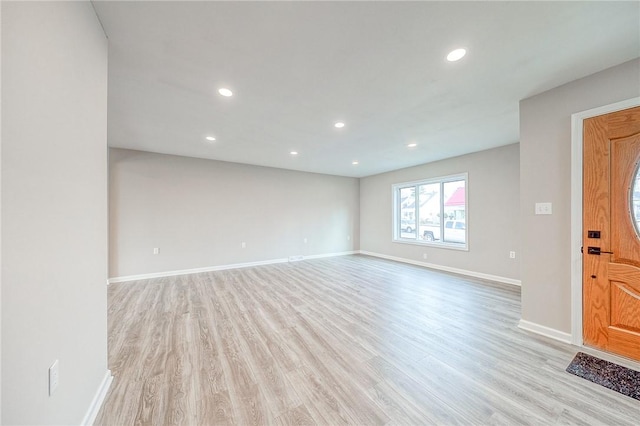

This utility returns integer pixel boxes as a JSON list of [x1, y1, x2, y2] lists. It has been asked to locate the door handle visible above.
[[587, 246, 614, 255]]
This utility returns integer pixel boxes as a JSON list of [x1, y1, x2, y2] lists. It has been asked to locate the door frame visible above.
[[570, 97, 640, 346]]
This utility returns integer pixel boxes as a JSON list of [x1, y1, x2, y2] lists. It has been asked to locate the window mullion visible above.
[[414, 184, 419, 240], [440, 181, 445, 242]]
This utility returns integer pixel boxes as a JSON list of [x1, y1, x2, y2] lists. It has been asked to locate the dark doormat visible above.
[[566, 352, 640, 400]]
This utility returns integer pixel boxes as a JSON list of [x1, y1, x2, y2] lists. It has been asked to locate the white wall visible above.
[[1, 2, 108, 424], [519, 58, 640, 334], [0, 1, 3, 421], [109, 148, 360, 278], [360, 144, 520, 282]]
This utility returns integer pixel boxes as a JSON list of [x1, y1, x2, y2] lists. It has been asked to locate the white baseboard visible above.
[[304, 250, 359, 260], [108, 251, 359, 284], [518, 319, 572, 344], [109, 250, 517, 287], [359, 251, 521, 286], [81, 370, 113, 426], [109, 258, 289, 283]]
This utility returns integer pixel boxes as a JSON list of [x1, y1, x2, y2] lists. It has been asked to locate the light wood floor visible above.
[[95, 255, 640, 425]]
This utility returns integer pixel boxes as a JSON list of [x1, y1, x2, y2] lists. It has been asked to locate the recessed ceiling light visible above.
[[446, 48, 466, 62], [290, 151, 298, 156], [407, 143, 417, 148], [206, 136, 216, 141], [352, 161, 359, 165], [334, 122, 345, 128], [218, 88, 233, 97]]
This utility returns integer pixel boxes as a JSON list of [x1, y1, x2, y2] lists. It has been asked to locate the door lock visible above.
[[587, 230, 601, 239], [587, 246, 614, 255]]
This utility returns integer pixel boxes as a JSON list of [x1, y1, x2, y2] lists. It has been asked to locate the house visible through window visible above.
[[392, 173, 468, 248]]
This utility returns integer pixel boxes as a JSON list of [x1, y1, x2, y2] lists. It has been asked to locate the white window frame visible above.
[[392, 172, 468, 250]]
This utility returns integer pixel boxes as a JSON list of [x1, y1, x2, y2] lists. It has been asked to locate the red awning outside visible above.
[[445, 187, 465, 206]]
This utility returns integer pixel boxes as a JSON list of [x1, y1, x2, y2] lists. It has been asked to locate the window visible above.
[[392, 173, 468, 249]]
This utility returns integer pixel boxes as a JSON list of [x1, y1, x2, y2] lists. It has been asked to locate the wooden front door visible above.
[[583, 106, 640, 361]]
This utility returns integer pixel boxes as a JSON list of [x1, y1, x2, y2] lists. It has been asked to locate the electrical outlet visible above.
[[153, 247, 159, 255], [509, 251, 516, 259], [347, 235, 351, 241], [49, 360, 59, 396], [535, 202, 552, 215], [303, 238, 307, 244], [423, 253, 428, 260], [241, 242, 246, 249]]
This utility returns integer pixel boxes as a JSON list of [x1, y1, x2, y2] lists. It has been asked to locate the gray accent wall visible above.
[[360, 144, 521, 281], [519, 58, 640, 334], [1, 2, 108, 424], [109, 149, 360, 278]]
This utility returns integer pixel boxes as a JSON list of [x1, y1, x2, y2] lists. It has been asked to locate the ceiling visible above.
[[92, 1, 640, 178]]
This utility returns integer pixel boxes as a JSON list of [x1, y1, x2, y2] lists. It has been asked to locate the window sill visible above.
[[392, 238, 469, 251]]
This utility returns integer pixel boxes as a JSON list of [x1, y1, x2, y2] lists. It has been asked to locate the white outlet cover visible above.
[[535, 202, 552, 215]]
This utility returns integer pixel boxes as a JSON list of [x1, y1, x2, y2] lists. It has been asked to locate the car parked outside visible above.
[[401, 219, 416, 233], [420, 224, 440, 241], [443, 220, 466, 244]]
